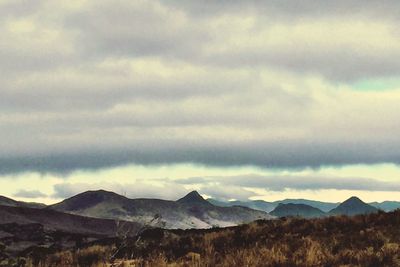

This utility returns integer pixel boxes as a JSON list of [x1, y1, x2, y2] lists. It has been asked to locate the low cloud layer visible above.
[[13, 189, 47, 199], [2, 1, 400, 174], [177, 175, 400, 192]]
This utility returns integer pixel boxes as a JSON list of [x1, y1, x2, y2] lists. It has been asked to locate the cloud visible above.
[[2, 0, 400, 174], [177, 174, 400, 192], [13, 189, 47, 198]]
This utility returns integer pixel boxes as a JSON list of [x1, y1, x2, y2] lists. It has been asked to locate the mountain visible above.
[[208, 198, 276, 211], [208, 198, 338, 213], [369, 201, 400, 212], [329, 197, 379, 216], [270, 203, 326, 218], [209, 197, 400, 214], [207, 199, 277, 213], [276, 199, 339, 212], [0, 195, 46, 209], [177, 191, 213, 207], [50, 190, 272, 229], [0, 204, 141, 258], [207, 198, 232, 207], [0, 204, 141, 236], [230, 200, 277, 213]]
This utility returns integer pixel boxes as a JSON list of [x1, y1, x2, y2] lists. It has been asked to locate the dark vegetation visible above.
[[7, 209, 400, 266]]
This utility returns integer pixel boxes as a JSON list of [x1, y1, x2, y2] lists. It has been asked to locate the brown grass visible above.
[[16, 210, 400, 266]]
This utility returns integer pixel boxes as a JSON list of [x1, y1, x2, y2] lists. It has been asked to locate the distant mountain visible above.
[[0, 195, 46, 209], [329, 197, 378, 216], [208, 199, 277, 212], [208, 198, 338, 213], [276, 199, 339, 212], [50, 190, 272, 229], [207, 199, 232, 207], [369, 201, 400, 212], [270, 203, 326, 218], [208, 197, 400, 214]]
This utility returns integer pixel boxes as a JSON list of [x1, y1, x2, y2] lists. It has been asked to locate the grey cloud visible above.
[[3, 0, 400, 81], [165, 0, 400, 20], [13, 189, 47, 198], [178, 174, 400, 192], [2, 0, 400, 175], [208, 48, 400, 82], [2, 140, 400, 174], [63, 0, 209, 59], [54, 0, 400, 81]]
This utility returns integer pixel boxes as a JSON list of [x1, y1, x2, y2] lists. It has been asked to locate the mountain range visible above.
[[0, 190, 392, 258], [259, 196, 379, 218], [208, 197, 400, 213], [0, 191, 394, 229], [49, 190, 272, 229]]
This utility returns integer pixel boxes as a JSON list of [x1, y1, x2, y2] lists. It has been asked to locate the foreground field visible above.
[[4, 210, 400, 267]]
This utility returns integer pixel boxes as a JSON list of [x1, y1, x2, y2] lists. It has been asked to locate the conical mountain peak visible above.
[[345, 196, 363, 203], [177, 191, 210, 206], [329, 196, 378, 216]]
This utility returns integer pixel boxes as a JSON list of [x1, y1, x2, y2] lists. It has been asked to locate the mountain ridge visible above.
[[49, 190, 272, 229], [208, 198, 400, 213]]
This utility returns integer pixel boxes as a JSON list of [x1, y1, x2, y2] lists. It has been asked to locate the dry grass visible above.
[[15, 210, 400, 266]]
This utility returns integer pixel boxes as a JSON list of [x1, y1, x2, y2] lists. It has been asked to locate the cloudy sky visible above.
[[1, 0, 400, 204]]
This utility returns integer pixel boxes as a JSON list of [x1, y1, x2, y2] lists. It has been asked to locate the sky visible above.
[[1, 0, 400, 204]]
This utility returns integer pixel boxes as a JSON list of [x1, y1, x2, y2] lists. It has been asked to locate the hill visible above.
[[208, 198, 400, 213], [369, 201, 400, 212], [329, 196, 378, 216], [50, 190, 272, 229], [276, 199, 338, 212], [0, 204, 140, 236], [270, 203, 326, 218], [208, 198, 338, 212], [0, 204, 141, 260], [0, 196, 46, 209]]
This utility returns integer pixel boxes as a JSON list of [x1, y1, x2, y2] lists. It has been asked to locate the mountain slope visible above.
[[270, 203, 326, 218], [0, 204, 141, 236], [0, 195, 46, 209], [50, 190, 272, 229], [329, 197, 378, 216]]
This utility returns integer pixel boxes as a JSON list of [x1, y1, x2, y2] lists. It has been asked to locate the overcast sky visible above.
[[1, 0, 400, 204]]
